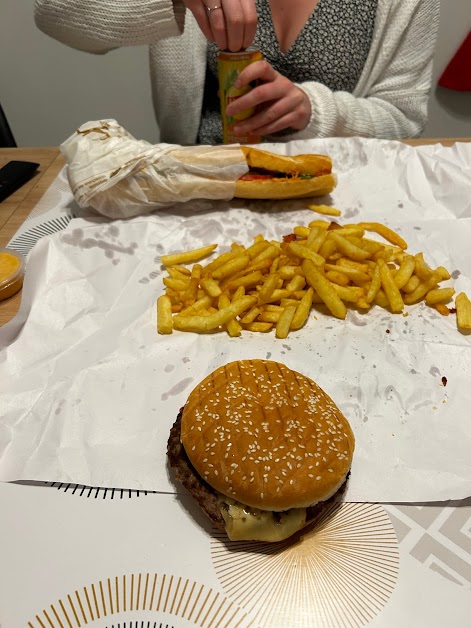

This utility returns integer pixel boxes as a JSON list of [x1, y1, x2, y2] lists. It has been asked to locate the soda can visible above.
[[218, 48, 263, 145]]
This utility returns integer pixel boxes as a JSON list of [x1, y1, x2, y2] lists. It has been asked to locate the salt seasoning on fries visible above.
[[157, 217, 471, 338]]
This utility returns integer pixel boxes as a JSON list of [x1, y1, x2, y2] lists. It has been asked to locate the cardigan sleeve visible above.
[[274, 0, 440, 141], [34, 0, 186, 54]]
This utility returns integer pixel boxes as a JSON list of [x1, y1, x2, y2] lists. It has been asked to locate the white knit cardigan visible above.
[[35, 0, 440, 145]]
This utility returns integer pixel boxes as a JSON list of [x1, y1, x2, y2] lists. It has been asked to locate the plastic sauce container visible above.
[[0, 249, 25, 301]]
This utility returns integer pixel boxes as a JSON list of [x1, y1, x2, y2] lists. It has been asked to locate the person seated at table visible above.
[[34, 0, 439, 145]]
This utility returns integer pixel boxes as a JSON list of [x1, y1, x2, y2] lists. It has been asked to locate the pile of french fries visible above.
[[157, 216, 471, 338]]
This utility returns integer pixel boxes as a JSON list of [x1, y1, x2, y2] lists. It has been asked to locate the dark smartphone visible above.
[[0, 160, 40, 203]]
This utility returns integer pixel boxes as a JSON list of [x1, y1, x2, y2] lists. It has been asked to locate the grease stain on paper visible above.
[[54, 399, 65, 415], [349, 312, 368, 327], [384, 385, 408, 415], [165, 364, 175, 373], [343, 207, 359, 219], [161, 377, 194, 401], [62, 228, 138, 257], [429, 366, 441, 377]]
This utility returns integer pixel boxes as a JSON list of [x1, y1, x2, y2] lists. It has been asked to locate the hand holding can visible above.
[[218, 48, 263, 144]]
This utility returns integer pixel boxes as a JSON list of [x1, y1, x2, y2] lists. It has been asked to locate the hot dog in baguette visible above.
[[235, 146, 336, 200]]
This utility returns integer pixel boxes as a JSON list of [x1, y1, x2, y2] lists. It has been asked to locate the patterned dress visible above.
[[197, 0, 378, 144]]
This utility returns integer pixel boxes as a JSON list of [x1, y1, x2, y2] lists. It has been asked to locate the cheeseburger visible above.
[[167, 360, 354, 542]]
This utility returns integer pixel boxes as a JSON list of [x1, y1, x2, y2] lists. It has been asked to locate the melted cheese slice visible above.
[[219, 497, 308, 542]]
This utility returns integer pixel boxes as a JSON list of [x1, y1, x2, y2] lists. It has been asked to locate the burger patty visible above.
[[167, 409, 348, 534], [167, 410, 226, 529]]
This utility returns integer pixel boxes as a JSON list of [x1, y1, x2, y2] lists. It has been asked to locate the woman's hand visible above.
[[225, 60, 312, 135], [183, 0, 257, 51]]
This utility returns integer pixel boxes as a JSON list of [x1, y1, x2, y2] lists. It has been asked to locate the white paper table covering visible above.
[[1, 138, 471, 504]]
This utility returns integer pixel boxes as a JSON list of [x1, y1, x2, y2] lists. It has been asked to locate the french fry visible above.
[[337, 227, 365, 238], [291, 287, 314, 330], [276, 305, 297, 339], [278, 265, 302, 280], [245, 240, 270, 259], [173, 296, 257, 332], [240, 306, 261, 324], [259, 289, 292, 304], [293, 226, 310, 238], [403, 273, 440, 305], [163, 277, 190, 292], [212, 256, 250, 280], [242, 322, 273, 332], [280, 298, 302, 308], [223, 270, 264, 292], [306, 227, 327, 253], [232, 286, 246, 300], [402, 275, 421, 294], [435, 304, 450, 316], [356, 222, 408, 250], [318, 238, 337, 260], [302, 259, 347, 319], [218, 294, 242, 337], [251, 244, 280, 265], [287, 242, 325, 266], [203, 250, 240, 275], [161, 244, 217, 266], [378, 258, 404, 313], [157, 295, 173, 334], [328, 232, 370, 261], [425, 287, 455, 305], [325, 270, 350, 286], [200, 277, 222, 298], [393, 255, 416, 290], [325, 263, 369, 284], [270, 256, 280, 274], [178, 295, 213, 316], [308, 204, 342, 217], [414, 252, 433, 281], [259, 311, 282, 323], [456, 293, 471, 330], [374, 288, 390, 309], [435, 266, 451, 281], [258, 273, 279, 303], [181, 264, 202, 305], [285, 274, 306, 292], [166, 267, 190, 280], [336, 258, 370, 274], [308, 220, 331, 230], [365, 263, 381, 304], [332, 284, 364, 303]]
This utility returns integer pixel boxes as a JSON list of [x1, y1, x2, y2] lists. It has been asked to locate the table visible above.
[[0, 140, 468, 327]]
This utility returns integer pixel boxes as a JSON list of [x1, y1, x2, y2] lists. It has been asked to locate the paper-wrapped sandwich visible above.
[[168, 360, 355, 542], [61, 120, 336, 218]]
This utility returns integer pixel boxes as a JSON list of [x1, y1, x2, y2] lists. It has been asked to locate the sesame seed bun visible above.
[[180, 360, 355, 512]]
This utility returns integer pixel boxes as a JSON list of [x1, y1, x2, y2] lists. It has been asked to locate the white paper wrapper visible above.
[[61, 119, 249, 218], [1, 137, 471, 503]]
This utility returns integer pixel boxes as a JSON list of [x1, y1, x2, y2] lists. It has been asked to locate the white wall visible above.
[[423, 1, 471, 137], [1, 0, 470, 146]]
